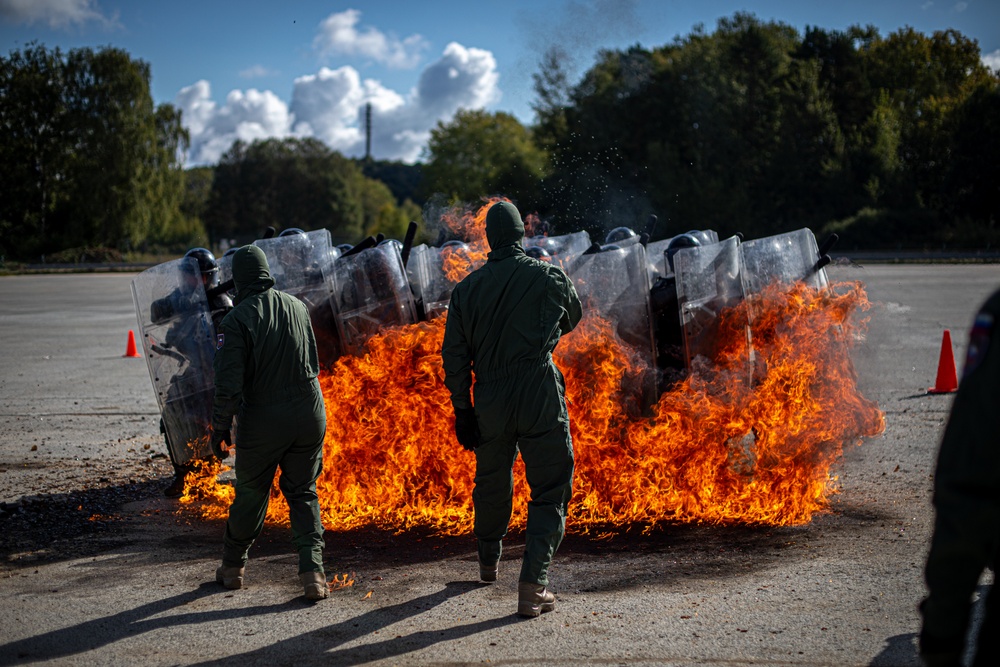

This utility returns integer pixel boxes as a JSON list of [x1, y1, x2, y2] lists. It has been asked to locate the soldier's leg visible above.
[[515, 367, 574, 587], [473, 434, 519, 566], [518, 430, 574, 587], [276, 394, 327, 575], [222, 437, 280, 567]]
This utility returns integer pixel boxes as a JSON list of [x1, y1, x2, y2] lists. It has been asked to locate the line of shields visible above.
[[131, 219, 837, 470]]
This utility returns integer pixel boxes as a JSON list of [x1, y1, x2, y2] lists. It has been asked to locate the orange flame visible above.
[[438, 197, 505, 283], [181, 279, 883, 535], [329, 573, 355, 590]]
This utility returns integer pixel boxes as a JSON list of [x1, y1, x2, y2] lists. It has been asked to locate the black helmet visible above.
[[525, 246, 552, 261], [336, 243, 354, 254], [279, 227, 306, 237], [605, 226, 637, 245], [184, 247, 220, 287], [665, 233, 702, 273], [184, 248, 219, 274], [222, 246, 239, 258]]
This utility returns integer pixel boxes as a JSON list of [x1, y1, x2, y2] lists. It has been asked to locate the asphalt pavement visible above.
[[0, 263, 998, 666]]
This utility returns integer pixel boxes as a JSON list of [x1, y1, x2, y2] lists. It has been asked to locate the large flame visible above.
[[439, 197, 504, 283], [181, 274, 883, 535]]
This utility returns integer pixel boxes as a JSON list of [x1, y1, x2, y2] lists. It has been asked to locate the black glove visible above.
[[210, 428, 232, 459], [454, 407, 481, 451]]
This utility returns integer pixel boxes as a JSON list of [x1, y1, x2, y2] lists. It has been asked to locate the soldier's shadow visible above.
[[183, 580, 517, 667]]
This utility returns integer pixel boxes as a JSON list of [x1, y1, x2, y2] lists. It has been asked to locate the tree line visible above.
[[2, 14, 999, 263], [424, 13, 1000, 250]]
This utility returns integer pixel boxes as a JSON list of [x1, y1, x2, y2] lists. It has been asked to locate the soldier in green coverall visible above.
[[210, 245, 329, 601], [920, 287, 1000, 666], [442, 201, 583, 618]]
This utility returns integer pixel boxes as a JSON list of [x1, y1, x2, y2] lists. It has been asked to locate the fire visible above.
[[439, 197, 505, 283], [181, 274, 884, 534], [329, 573, 355, 590]]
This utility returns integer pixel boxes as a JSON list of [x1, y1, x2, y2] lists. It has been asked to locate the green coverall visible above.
[[212, 245, 327, 576], [920, 287, 1000, 667], [442, 202, 583, 586]]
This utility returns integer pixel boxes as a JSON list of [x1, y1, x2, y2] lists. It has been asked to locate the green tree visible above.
[[205, 138, 365, 244], [0, 43, 188, 260], [204, 137, 418, 246], [421, 109, 550, 213]]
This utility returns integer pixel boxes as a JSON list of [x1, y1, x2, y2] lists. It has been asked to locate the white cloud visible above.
[[175, 81, 293, 166], [177, 42, 501, 167], [239, 65, 278, 79], [953, 2, 968, 12], [983, 49, 1000, 73], [0, 0, 117, 29], [313, 9, 428, 69]]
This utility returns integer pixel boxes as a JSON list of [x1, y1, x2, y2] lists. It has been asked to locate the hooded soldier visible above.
[[441, 201, 583, 618], [210, 245, 329, 601]]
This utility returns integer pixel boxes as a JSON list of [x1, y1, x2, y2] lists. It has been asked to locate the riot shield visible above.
[[739, 228, 829, 298], [404, 243, 471, 321], [673, 235, 750, 378], [523, 232, 592, 272], [254, 230, 344, 367], [332, 242, 418, 356], [566, 243, 658, 407], [131, 258, 218, 466]]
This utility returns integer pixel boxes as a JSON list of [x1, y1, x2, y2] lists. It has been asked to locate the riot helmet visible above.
[[665, 233, 702, 273], [605, 226, 637, 245], [184, 247, 220, 289], [525, 246, 552, 262], [279, 227, 306, 237]]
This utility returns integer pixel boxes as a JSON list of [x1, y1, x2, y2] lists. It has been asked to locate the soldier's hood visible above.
[[485, 201, 525, 252], [232, 245, 275, 304]]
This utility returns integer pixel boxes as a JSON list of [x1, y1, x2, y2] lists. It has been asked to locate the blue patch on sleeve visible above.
[[216, 333, 225, 350]]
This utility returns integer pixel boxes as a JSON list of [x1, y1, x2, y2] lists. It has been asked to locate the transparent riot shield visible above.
[[404, 243, 474, 321], [524, 232, 592, 272], [566, 243, 658, 407], [254, 230, 344, 367], [332, 242, 418, 356], [131, 258, 218, 466], [739, 228, 829, 298], [673, 235, 750, 378]]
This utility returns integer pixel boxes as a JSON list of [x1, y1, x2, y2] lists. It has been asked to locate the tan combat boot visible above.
[[517, 581, 555, 617], [301, 571, 329, 600], [479, 559, 498, 583], [215, 565, 244, 590]]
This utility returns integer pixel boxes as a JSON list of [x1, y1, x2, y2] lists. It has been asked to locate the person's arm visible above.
[[556, 269, 583, 335], [212, 315, 247, 430], [441, 288, 473, 410]]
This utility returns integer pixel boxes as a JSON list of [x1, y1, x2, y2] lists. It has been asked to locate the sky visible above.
[[2, 0, 998, 168]]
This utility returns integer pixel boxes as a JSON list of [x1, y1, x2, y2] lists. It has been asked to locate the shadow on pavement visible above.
[[0, 581, 302, 666], [184, 581, 513, 667], [869, 633, 919, 666]]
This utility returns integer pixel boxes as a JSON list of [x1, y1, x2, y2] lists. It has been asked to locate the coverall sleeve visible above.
[[441, 287, 474, 411], [212, 314, 247, 430], [556, 269, 583, 335], [920, 291, 1000, 658]]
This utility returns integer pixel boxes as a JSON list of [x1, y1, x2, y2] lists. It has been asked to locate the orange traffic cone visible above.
[[928, 329, 958, 394], [124, 330, 142, 358]]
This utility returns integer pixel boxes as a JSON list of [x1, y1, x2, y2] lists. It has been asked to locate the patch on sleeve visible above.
[[963, 312, 994, 378], [216, 333, 225, 350]]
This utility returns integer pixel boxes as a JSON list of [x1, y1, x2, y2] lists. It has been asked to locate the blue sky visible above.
[[2, 0, 998, 167]]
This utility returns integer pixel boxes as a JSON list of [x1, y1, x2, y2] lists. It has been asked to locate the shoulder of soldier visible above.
[[531, 259, 573, 288]]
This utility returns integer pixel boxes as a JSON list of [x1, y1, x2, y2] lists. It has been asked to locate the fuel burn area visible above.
[[0, 207, 994, 665]]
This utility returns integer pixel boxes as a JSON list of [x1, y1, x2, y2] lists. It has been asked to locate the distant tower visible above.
[[365, 103, 372, 161]]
